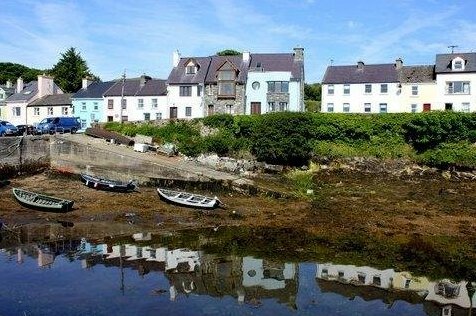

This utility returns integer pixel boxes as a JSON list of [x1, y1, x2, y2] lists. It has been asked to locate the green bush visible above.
[[418, 142, 476, 169], [202, 131, 235, 156], [202, 114, 234, 130], [177, 137, 204, 157], [403, 112, 476, 151], [251, 112, 314, 166]]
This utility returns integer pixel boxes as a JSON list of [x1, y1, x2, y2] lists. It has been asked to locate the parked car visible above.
[[36, 117, 81, 134], [16, 124, 37, 135], [0, 121, 18, 136]]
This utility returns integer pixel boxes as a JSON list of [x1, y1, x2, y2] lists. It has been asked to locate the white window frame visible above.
[[226, 104, 233, 114], [327, 85, 334, 95], [461, 102, 470, 113], [138, 98, 144, 109], [364, 84, 372, 94], [379, 103, 388, 113], [327, 103, 334, 112], [343, 84, 350, 95], [364, 103, 371, 113], [62, 107, 69, 115], [411, 104, 417, 113], [93, 102, 98, 111], [411, 85, 418, 96], [33, 107, 40, 116], [185, 106, 192, 117], [380, 84, 388, 94], [343, 103, 350, 113], [151, 98, 158, 109], [81, 102, 87, 111], [13, 107, 21, 117], [452, 57, 465, 71], [446, 81, 470, 94], [47, 107, 53, 115], [156, 112, 162, 120]]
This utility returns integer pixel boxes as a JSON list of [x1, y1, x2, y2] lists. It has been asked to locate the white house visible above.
[[316, 263, 395, 289], [435, 53, 476, 112], [103, 75, 167, 122], [5, 75, 63, 125]]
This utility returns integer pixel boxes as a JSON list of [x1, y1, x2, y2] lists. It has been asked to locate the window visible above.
[[357, 273, 366, 284], [364, 103, 371, 113], [327, 103, 334, 112], [108, 99, 114, 109], [81, 102, 87, 111], [268, 102, 276, 112], [13, 107, 21, 117], [33, 107, 40, 116], [327, 85, 334, 95], [226, 104, 233, 114], [81, 119, 87, 129], [121, 99, 127, 109], [411, 104, 417, 113], [279, 102, 288, 111], [365, 84, 372, 94], [380, 84, 388, 93], [107, 116, 113, 122], [343, 84, 350, 95], [218, 63, 236, 97], [379, 103, 387, 113], [62, 107, 69, 115], [462, 102, 470, 112], [343, 103, 350, 112], [93, 102, 98, 111], [179, 86, 192, 96], [138, 98, 144, 109], [186, 65, 196, 74], [338, 271, 345, 279], [412, 85, 418, 96], [321, 269, 328, 278], [144, 113, 150, 121], [404, 279, 412, 289], [267, 81, 289, 93], [372, 276, 381, 286], [252, 81, 260, 90], [48, 107, 53, 115], [90, 113, 96, 121], [197, 85, 202, 96], [156, 112, 162, 120], [151, 98, 158, 108], [121, 116, 128, 122], [446, 81, 470, 94], [185, 107, 192, 117], [453, 58, 464, 71]]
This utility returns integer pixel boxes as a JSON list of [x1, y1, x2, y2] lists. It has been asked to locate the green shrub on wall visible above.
[[418, 142, 476, 169]]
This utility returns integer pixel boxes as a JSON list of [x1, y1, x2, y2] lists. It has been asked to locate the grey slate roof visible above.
[[167, 57, 211, 85], [104, 78, 167, 97], [28, 93, 72, 107], [205, 55, 249, 84], [5, 81, 38, 102], [322, 64, 399, 84], [249, 53, 304, 80], [72, 81, 116, 99], [399, 65, 435, 83], [435, 53, 476, 73]]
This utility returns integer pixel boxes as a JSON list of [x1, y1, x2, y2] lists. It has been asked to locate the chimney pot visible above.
[[293, 47, 304, 62], [395, 58, 403, 70], [242, 51, 250, 62], [357, 61, 365, 69], [16, 77, 24, 93], [82, 78, 93, 90], [173, 50, 181, 68]]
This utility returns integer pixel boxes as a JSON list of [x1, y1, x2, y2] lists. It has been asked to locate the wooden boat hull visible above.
[[157, 188, 220, 209], [12, 188, 74, 213], [81, 174, 136, 193]]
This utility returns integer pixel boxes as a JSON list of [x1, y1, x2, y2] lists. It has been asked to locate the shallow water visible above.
[[0, 228, 473, 316]]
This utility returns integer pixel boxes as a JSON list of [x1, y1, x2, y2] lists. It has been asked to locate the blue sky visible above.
[[1, 0, 476, 83]]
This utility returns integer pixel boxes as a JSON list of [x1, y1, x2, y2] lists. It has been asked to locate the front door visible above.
[[169, 107, 178, 119], [423, 104, 431, 112], [251, 102, 261, 115]]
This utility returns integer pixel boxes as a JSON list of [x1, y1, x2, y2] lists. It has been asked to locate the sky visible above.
[[1, 0, 476, 83]]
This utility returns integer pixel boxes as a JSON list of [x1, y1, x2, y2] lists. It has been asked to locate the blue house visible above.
[[72, 79, 115, 131]]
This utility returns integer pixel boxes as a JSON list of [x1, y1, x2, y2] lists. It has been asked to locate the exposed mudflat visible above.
[[0, 170, 474, 241]]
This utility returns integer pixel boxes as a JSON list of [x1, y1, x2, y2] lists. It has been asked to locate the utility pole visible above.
[[120, 70, 126, 123], [448, 45, 458, 54]]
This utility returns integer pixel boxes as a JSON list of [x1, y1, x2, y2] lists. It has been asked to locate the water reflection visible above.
[[0, 230, 474, 315]]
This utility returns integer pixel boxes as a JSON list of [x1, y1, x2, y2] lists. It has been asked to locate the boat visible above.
[[157, 188, 221, 209], [80, 174, 136, 192], [12, 188, 74, 212]]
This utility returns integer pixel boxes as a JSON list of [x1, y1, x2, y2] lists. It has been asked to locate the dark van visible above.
[[36, 117, 81, 134]]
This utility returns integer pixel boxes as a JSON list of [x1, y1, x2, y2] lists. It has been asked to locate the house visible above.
[[5, 75, 63, 125], [398, 64, 436, 112], [27, 93, 73, 126], [72, 79, 116, 130], [103, 75, 167, 122], [245, 48, 305, 114], [435, 52, 476, 112], [0, 80, 15, 119], [167, 48, 305, 118], [322, 60, 402, 113]]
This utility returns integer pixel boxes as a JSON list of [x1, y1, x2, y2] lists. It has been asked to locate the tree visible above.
[[50, 47, 98, 93], [304, 83, 321, 101], [0, 62, 45, 84], [216, 49, 241, 56]]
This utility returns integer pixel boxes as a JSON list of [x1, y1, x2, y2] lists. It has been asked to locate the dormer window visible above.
[[217, 61, 237, 98], [186, 65, 196, 74], [185, 59, 198, 74], [452, 57, 465, 71]]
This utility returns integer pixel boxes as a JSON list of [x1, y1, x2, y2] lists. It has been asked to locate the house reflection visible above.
[[316, 263, 474, 316]]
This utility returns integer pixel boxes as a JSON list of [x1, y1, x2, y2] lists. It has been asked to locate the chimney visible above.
[[140, 74, 150, 88], [293, 47, 304, 62], [6, 80, 12, 88], [38, 74, 54, 98], [395, 58, 403, 70], [82, 77, 93, 90], [242, 51, 250, 62], [173, 50, 181, 68], [357, 61, 365, 70], [16, 77, 24, 93]]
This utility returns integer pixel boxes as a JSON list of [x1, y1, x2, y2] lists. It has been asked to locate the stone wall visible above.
[[0, 136, 51, 175], [204, 84, 245, 116]]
